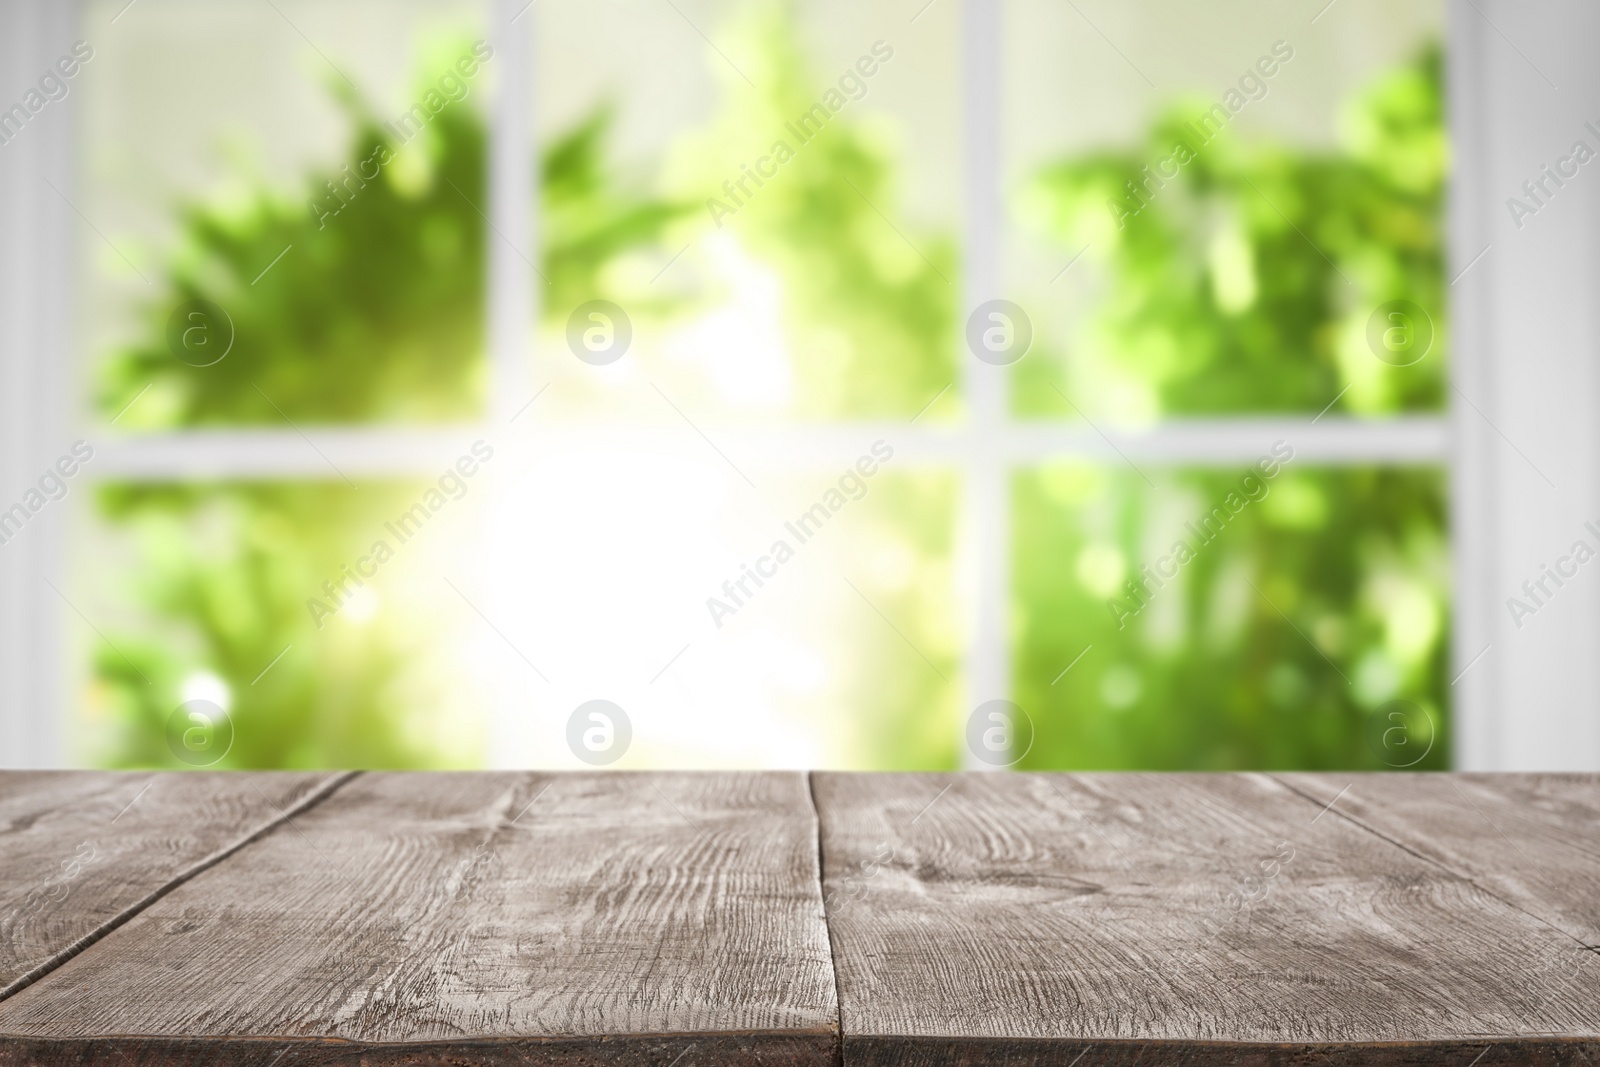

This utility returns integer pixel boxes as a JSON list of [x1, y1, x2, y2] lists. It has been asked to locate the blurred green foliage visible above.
[[659, 10, 962, 764], [1009, 47, 1449, 769], [660, 10, 958, 419], [101, 97, 488, 428], [544, 107, 690, 320], [838, 473, 961, 769], [1015, 47, 1446, 419], [92, 61, 684, 767], [624, 11, 960, 425], [88, 27, 1446, 772], [91, 24, 959, 768], [102, 78, 690, 430], [1014, 465, 1448, 770], [91, 481, 478, 769]]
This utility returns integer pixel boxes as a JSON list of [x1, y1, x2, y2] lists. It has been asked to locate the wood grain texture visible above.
[[0, 771, 347, 999], [1276, 773, 1600, 944], [0, 771, 837, 1067], [812, 772, 1600, 1066]]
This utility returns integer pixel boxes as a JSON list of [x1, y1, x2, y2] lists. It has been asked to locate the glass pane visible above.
[[469, 448, 960, 768], [80, 480, 490, 768], [84, 0, 490, 428], [1005, 0, 1446, 419], [1013, 462, 1449, 769], [535, 0, 960, 424]]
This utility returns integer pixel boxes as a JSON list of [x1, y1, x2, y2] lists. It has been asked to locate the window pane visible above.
[[1013, 463, 1448, 769], [471, 449, 960, 767], [535, 0, 960, 424], [80, 480, 490, 768], [1005, 0, 1446, 419], [84, 0, 490, 428]]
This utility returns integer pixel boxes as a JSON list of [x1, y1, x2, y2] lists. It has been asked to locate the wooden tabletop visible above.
[[0, 772, 1595, 1066]]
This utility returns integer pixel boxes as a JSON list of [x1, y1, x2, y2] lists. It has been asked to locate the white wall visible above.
[[1450, 0, 1600, 769], [0, 1, 75, 766]]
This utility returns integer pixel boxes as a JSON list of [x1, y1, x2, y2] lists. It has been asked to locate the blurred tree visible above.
[[92, 66, 686, 768], [1012, 48, 1448, 770], [661, 6, 959, 420], [1014, 466, 1448, 770], [88, 29, 1446, 773], [1015, 47, 1446, 419], [91, 481, 476, 769], [543, 107, 688, 320], [100, 95, 487, 428]]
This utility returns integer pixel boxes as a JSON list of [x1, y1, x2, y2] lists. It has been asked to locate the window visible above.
[[9, 0, 1582, 771], [1003, 0, 1448, 768]]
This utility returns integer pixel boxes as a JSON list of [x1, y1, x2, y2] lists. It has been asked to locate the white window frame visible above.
[[0, 0, 75, 767], [1446, 0, 1600, 771], [8, 0, 1584, 771]]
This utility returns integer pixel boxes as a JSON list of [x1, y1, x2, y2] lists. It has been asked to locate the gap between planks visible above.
[[1267, 772, 1599, 956], [0, 771, 361, 1004], [804, 771, 848, 1067]]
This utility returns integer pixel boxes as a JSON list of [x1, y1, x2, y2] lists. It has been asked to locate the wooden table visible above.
[[0, 772, 1596, 1066]]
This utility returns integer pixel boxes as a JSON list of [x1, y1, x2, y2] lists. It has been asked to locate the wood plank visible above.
[[812, 771, 1600, 1066], [0, 771, 837, 1067], [1275, 772, 1600, 943], [0, 771, 348, 999]]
